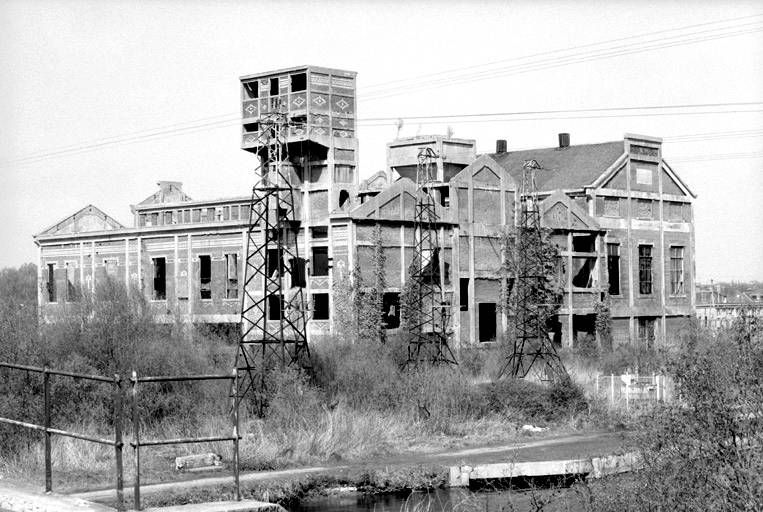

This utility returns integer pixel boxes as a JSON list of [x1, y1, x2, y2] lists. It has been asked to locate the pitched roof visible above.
[[36, 205, 124, 237], [490, 141, 625, 191]]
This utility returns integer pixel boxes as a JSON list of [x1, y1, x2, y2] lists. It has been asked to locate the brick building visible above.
[[35, 65, 696, 347]]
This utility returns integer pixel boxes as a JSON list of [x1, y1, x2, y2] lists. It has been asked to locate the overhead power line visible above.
[[2, 102, 762, 167], [4, 14, 762, 168]]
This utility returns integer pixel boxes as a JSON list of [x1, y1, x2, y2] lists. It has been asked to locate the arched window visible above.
[[339, 190, 350, 209]]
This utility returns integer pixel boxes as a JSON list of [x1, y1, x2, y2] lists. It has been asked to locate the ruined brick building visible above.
[[35, 65, 696, 347]]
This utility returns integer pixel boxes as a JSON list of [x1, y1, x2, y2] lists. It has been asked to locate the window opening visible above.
[[225, 253, 238, 299], [439, 187, 450, 207], [164, 211, 173, 225], [290, 257, 307, 288], [338, 190, 350, 209], [638, 245, 653, 295], [152, 257, 166, 300], [670, 246, 685, 295], [311, 226, 328, 239], [312, 293, 329, 320], [291, 73, 307, 92], [572, 256, 597, 288], [269, 77, 279, 96], [382, 292, 400, 328], [199, 255, 211, 299], [572, 234, 596, 252], [47, 263, 56, 303], [243, 122, 259, 133], [266, 248, 283, 278], [65, 262, 77, 302], [243, 81, 259, 99], [312, 246, 329, 276], [460, 278, 469, 311], [478, 303, 497, 342], [267, 294, 282, 320], [637, 317, 656, 348], [607, 243, 620, 295]]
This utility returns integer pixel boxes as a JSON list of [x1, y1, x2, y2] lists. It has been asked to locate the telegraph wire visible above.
[[361, 12, 763, 91], [3, 102, 763, 167]]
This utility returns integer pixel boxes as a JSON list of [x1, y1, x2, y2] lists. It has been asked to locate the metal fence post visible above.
[[232, 368, 240, 501], [114, 374, 125, 511], [43, 365, 52, 494], [131, 370, 141, 511]]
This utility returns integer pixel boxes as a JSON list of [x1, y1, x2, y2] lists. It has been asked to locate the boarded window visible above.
[[604, 197, 619, 217], [638, 245, 653, 295], [636, 168, 653, 185], [670, 246, 685, 295], [164, 211, 173, 225], [65, 262, 77, 302], [334, 165, 354, 183], [637, 199, 653, 219], [230, 206, 239, 221], [312, 246, 329, 276], [152, 258, 166, 300], [46, 263, 56, 303], [225, 254, 238, 299], [104, 259, 118, 277], [199, 255, 211, 300], [607, 243, 620, 295], [183, 210, 191, 223], [192, 209, 201, 222], [460, 278, 469, 311], [637, 317, 656, 348], [313, 293, 329, 320], [478, 303, 497, 342]]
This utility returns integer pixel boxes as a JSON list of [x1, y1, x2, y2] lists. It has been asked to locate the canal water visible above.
[[290, 486, 585, 512]]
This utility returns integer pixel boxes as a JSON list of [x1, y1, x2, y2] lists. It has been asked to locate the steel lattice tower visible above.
[[235, 112, 310, 409], [501, 159, 565, 380], [405, 148, 457, 366]]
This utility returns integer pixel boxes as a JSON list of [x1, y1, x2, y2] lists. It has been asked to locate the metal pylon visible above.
[[501, 159, 565, 380], [235, 112, 310, 411], [405, 148, 457, 366]]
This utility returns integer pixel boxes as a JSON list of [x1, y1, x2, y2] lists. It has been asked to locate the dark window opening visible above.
[[422, 248, 441, 284], [460, 278, 469, 311], [572, 234, 596, 252], [243, 122, 259, 133], [199, 255, 211, 300], [290, 257, 307, 288], [164, 211, 173, 225], [150, 212, 159, 226], [152, 257, 166, 300], [338, 190, 350, 209], [269, 77, 279, 96], [225, 253, 238, 299], [607, 243, 620, 296], [46, 264, 56, 303], [439, 187, 450, 207], [572, 256, 596, 288], [313, 293, 329, 320], [478, 303, 497, 342], [311, 226, 328, 239], [312, 247, 329, 276], [573, 314, 597, 349], [638, 245, 653, 295], [243, 81, 259, 99], [291, 73, 307, 92], [266, 248, 283, 278], [382, 292, 400, 329], [267, 294, 282, 320]]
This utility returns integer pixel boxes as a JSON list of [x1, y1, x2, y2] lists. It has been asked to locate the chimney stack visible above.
[[496, 139, 507, 154], [558, 133, 570, 148]]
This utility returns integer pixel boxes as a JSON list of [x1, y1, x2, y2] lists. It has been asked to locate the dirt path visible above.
[[71, 430, 628, 503]]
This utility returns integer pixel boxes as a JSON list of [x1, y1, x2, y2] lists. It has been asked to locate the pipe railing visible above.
[[0, 362, 125, 511]]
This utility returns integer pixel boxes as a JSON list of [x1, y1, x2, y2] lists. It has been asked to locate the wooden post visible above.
[[232, 369, 240, 501], [131, 371, 141, 511], [43, 366, 52, 493], [114, 374, 125, 511]]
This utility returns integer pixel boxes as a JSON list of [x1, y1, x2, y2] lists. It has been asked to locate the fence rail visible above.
[[594, 373, 674, 409], [0, 362, 125, 510], [0, 362, 242, 512]]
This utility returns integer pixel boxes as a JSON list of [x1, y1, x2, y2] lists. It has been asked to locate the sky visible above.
[[1, 0, 762, 282]]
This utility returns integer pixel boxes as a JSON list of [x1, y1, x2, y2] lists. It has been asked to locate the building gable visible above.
[[136, 181, 193, 207], [350, 177, 446, 222], [540, 190, 600, 231], [36, 205, 124, 237], [451, 155, 517, 189]]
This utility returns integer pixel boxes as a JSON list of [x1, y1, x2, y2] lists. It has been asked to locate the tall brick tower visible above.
[[235, 66, 359, 406]]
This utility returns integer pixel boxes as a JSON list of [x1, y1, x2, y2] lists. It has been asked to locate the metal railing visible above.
[[594, 373, 674, 409], [0, 362, 125, 510], [129, 370, 240, 511], [0, 363, 242, 511]]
